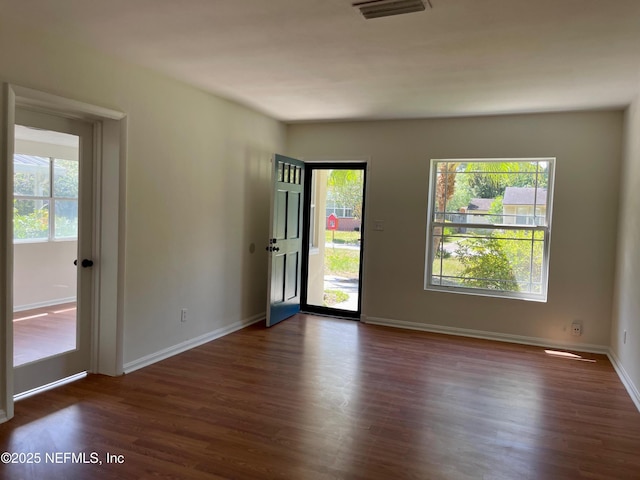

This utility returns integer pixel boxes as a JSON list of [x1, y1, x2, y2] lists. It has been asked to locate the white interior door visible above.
[[266, 154, 305, 327], [12, 108, 94, 395]]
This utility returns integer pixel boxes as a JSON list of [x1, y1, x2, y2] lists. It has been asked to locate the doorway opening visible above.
[[301, 163, 366, 319]]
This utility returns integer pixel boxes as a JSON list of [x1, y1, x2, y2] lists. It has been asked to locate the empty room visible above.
[[1, 1, 640, 479]]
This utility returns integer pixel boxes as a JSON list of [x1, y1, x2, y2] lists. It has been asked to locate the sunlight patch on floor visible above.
[[544, 350, 596, 363], [13, 313, 49, 322]]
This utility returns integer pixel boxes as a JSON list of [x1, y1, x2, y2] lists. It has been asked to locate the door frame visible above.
[[0, 84, 127, 422], [300, 161, 368, 320]]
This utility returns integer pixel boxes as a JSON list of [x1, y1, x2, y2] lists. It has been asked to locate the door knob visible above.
[[74, 259, 94, 268]]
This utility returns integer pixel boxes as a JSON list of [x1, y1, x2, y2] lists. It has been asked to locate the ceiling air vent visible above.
[[352, 0, 431, 19]]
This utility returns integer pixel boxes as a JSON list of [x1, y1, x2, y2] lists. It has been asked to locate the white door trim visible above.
[[11, 85, 126, 121], [1, 84, 16, 423], [0, 84, 127, 423]]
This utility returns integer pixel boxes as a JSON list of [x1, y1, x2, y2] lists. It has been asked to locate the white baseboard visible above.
[[607, 349, 640, 413], [361, 315, 609, 354], [123, 313, 264, 374], [13, 297, 76, 313]]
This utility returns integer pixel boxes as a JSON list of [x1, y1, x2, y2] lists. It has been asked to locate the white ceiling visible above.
[[4, 0, 640, 122]]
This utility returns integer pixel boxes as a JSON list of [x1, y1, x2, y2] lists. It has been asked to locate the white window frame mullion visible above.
[[48, 156, 55, 240]]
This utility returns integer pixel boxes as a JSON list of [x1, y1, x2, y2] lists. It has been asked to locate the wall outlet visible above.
[[180, 308, 188, 323], [374, 220, 384, 231], [571, 322, 582, 336]]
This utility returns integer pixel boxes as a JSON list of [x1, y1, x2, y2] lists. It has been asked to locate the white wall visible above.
[[13, 241, 77, 310], [288, 111, 622, 349], [611, 95, 640, 407], [0, 20, 286, 365]]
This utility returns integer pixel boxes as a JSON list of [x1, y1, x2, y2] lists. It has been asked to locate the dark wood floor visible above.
[[1, 314, 639, 479], [13, 303, 77, 366]]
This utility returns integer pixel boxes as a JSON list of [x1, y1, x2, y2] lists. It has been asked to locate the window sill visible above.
[[424, 284, 547, 303], [14, 238, 78, 245]]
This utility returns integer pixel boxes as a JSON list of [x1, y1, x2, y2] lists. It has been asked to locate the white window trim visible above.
[[424, 157, 555, 303]]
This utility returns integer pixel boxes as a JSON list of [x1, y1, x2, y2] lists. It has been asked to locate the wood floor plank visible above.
[[13, 303, 77, 366], [1, 314, 639, 479]]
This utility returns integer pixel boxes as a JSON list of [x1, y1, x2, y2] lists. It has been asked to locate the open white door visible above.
[[12, 108, 94, 395], [266, 154, 305, 327]]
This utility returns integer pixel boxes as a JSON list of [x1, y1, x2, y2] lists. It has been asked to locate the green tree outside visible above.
[[13, 157, 79, 240], [455, 230, 544, 292], [433, 160, 549, 293], [327, 169, 364, 219]]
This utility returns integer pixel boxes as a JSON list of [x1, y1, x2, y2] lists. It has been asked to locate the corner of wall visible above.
[[608, 348, 640, 412], [609, 91, 640, 413]]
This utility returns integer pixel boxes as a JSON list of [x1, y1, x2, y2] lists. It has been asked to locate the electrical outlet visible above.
[[571, 322, 582, 336], [180, 308, 188, 323]]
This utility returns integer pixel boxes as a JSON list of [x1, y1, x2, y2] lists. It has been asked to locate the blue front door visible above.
[[266, 154, 305, 327]]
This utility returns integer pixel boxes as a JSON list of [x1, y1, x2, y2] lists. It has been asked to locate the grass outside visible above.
[[433, 256, 464, 277], [323, 232, 361, 305], [325, 230, 360, 245], [325, 248, 360, 279], [323, 289, 349, 307]]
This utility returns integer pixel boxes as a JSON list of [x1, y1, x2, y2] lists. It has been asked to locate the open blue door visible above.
[[266, 154, 305, 327]]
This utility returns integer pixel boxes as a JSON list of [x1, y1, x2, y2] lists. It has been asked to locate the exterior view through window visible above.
[[13, 132, 80, 243], [425, 158, 555, 301]]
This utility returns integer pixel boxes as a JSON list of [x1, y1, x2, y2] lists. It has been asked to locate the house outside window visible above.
[[503, 187, 547, 226], [325, 200, 354, 218], [425, 158, 555, 302]]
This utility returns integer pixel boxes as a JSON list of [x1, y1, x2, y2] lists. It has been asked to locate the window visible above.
[[325, 203, 354, 218], [13, 154, 79, 242], [425, 158, 554, 302]]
